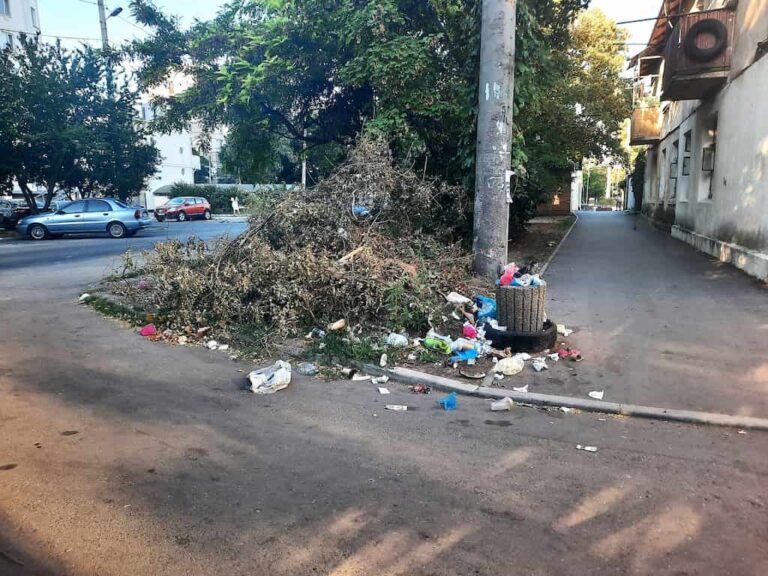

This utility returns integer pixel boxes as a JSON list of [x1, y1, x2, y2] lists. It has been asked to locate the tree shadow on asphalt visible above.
[[2, 354, 768, 575]]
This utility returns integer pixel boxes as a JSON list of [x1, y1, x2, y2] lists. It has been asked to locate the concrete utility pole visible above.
[[97, 1, 122, 97], [473, 0, 517, 278]]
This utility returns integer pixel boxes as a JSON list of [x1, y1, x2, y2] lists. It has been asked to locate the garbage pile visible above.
[[133, 135, 472, 341]]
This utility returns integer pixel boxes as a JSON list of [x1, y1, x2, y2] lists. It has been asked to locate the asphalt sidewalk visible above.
[[539, 212, 768, 417]]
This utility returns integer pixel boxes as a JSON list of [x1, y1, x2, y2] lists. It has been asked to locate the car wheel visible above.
[[177, 211, 188, 222], [203, 209, 212, 221], [28, 224, 49, 241], [108, 222, 127, 239], [156, 215, 165, 222]]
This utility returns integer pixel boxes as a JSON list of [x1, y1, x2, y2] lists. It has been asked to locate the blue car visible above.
[[17, 198, 153, 240]]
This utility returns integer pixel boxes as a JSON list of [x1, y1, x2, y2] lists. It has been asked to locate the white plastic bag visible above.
[[248, 361, 292, 394], [494, 356, 525, 376]]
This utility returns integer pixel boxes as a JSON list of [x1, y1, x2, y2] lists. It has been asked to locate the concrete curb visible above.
[[355, 364, 768, 431], [539, 212, 579, 275]]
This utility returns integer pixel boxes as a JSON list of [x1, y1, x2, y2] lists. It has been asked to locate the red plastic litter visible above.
[[139, 324, 157, 337]]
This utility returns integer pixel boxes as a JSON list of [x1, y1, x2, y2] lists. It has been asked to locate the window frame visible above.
[[59, 200, 87, 214], [0, 0, 10, 17], [85, 199, 112, 213]]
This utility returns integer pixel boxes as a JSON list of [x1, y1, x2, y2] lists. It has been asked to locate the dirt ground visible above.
[[507, 215, 576, 270]]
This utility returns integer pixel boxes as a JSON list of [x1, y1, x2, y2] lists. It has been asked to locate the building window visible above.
[[0, 0, 10, 17], [697, 114, 717, 201], [179, 147, 184, 155], [684, 130, 692, 153], [30, 7, 37, 27], [0, 31, 12, 49], [181, 168, 185, 176]]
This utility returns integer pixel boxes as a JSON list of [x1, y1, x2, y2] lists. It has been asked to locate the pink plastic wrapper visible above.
[[139, 324, 157, 337]]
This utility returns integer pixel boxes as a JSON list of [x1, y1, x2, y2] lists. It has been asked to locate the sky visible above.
[[37, 0, 226, 46], [38, 0, 663, 55]]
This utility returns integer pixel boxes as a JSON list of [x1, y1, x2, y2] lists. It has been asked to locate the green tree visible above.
[[128, 1, 628, 227], [0, 38, 159, 211]]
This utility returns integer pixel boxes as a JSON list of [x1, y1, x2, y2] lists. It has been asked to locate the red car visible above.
[[155, 196, 212, 222]]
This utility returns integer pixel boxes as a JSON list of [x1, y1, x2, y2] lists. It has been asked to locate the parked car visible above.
[[16, 198, 152, 240], [155, 196, 212, 222]]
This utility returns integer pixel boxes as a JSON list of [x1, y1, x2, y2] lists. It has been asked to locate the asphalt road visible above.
[[544, 212, 768, 416], [0, 213, 767, 575]]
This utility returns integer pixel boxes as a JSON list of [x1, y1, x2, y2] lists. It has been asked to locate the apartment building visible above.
[[629, 0, 768, 280]]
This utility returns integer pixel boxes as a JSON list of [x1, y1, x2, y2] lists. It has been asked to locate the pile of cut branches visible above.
[[129, 135, 474, 341]]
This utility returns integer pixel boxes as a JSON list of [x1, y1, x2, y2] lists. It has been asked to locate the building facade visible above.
[[0, 0, 40, 48], [137, 102, 201, 211], [630, 0, 768, 280]]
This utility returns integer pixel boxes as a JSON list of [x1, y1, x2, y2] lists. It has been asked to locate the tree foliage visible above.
[[128, 0, 630, 226], [0, 38, 160, 211]]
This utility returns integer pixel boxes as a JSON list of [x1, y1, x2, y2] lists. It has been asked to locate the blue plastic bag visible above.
[[475, 295, 496, 320], [438, 392, 458, 411], [448, 349, 478, 364]]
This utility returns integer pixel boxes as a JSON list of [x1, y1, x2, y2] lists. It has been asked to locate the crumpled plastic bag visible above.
[[248, 361, 292, 394], [385, 333, 409, 347], [494, 356, 525, 376]]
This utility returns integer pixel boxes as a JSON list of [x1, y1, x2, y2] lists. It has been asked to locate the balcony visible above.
[[630, 107, 662, 146], [662, 8, 736, 101]]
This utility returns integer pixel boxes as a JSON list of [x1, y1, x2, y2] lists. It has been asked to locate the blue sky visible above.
[[37, 0, 661, 53], [37, 0, 226, 46]]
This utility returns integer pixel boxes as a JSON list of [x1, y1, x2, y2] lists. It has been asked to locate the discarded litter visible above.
[[512, 385, 529, 393], [494, 356, 525, 376], [327, 319, 347, 332], [498, 263, 519, 287], [385, 333, 409, 348], [340, 367, 357, 378], [411, 384, 431, 394], [305, 328, 326, 340], [386, 404, 409, 411], [450, 338, 476, 353], [438, 392, 458, 411], [459, 369, 486, 380], [490, 397, 515, 411], [561, 407, 573, 413], [556, 324, 574, 337], [248, 361, 292, 394], [407, 353, 417, 361], [588, 390, 605, 400], [462, 323, 478, 339], [576, 444, 598, 453], [446, 292, 472, 306], [558, 347, 582, 361], [424, 337, 452, 355], [379, 353, 388, 367], [372, 375, 390, 385], [448, 349, 478, 364], [378, 387, 390, 395], [206, 340, 219, 350], [217, 344, 230, 351], [475, 295, 497, 320], [139, 324, 157, 337], [547, 353, 560, 362], [513, 352, 531, 362], [297, 362, 320, 376], [177, 335, 188, 345], [531, 358, 548, 372], [78, 293, 91, 303], [493, 373, 504, 380], [352, 373, 372, 381], [136, 279, 149, 290]]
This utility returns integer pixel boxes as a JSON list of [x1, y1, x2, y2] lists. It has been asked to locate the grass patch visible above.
[[85, 294, 147, 326], [309, 331, 404, 366]]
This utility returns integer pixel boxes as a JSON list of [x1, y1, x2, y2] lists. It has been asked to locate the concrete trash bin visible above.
[[495, 282, 547, 333]]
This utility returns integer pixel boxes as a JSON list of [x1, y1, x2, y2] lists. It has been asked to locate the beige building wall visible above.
[[642, 0, 768, 278]]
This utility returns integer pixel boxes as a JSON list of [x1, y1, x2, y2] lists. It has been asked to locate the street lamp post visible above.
[[97, 1, 123, 97]]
